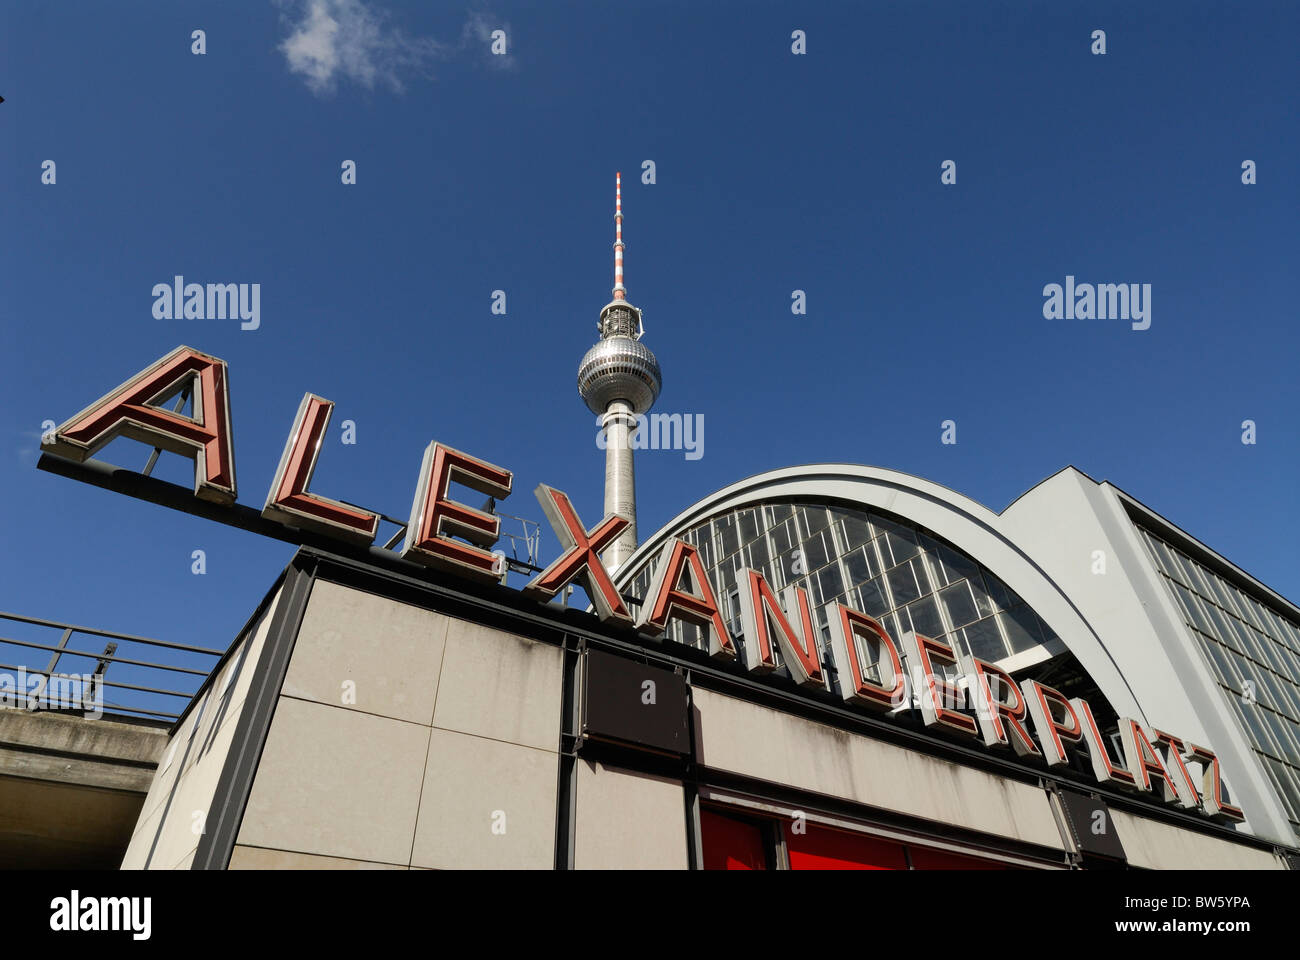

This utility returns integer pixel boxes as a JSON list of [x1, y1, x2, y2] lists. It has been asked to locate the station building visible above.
[[104, 462, 1299, 870]]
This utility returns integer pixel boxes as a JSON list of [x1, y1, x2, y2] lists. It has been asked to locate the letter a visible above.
[[41, 346, 237, 503]]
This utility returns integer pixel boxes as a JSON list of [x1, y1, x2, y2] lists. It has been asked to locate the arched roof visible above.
[[618, 463, 1148, 723]]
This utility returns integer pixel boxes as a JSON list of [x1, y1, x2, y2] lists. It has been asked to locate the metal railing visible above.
[[0, 611, 225, 722]]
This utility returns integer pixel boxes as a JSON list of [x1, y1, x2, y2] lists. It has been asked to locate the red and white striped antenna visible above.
[[612, 171, 626, 301]]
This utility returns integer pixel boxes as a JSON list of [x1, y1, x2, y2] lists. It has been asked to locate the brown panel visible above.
[[1058, 788, 1128, 863], [581, 649, 689, 756]]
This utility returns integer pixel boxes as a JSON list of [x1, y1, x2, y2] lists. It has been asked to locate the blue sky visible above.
[[2, 1, 1297, 695]]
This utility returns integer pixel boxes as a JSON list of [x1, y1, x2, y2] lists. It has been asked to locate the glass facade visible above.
[[625, 499, 1061, 691], [1137, 528, 1300, 839]]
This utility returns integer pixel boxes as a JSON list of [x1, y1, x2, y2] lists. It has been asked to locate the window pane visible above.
[[964, 618, 1007, 661], [942, 630, 971, 659], [718, 520, 739, 559], [1178, 586, 1214, 635], [769, 519, 792, 558], [844, 546, 874, 587], [883, 529, 919, 566], [1237, 595, 1266, 632], [841, 515, 873, 548], [1263, 710, 1299, 764], [1202, 638, 1237, 684], [799, 507, 829, 538], [886, 563, 920, 608], [1157, 540, 1186, 584], [999, 605, 1043, 653], [1209, 575, 1241, 619], [904, 596, 946, 639], [910, 558, 936, 598], [1266, 760, 1300, 822], [940, 581, 979, 629], [985, 574, 1019, 611], [857, 577, 891, 618], [917, 549, 947, 591], [968, 573, 997, 618], [939, 545, 980, 585], [1205, 605, 1240, 651], [802, 532, 829, 572], [1237, 701, 1278, 757], [817, 564, 845, 605]]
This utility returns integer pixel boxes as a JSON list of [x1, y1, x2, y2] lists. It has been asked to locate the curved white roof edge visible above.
[[617, 462, 1148, 723]]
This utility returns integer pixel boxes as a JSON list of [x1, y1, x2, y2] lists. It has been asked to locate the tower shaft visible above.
[[601, 402, 639, 570]]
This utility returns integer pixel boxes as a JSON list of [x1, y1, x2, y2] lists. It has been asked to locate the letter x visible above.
[[523, 485, 633, 626]]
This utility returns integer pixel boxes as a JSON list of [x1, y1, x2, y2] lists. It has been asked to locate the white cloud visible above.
[[277, 0, 443, 96]]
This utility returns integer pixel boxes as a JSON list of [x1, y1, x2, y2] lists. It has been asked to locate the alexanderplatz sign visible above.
[[40, 345, 1245, 826]]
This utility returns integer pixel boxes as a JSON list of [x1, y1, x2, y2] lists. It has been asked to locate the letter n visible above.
[[40, 345, 237, 502], [736, 568, 824, 687]]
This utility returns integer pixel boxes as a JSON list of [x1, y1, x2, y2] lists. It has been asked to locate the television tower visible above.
[[577, 172, 662, 571]]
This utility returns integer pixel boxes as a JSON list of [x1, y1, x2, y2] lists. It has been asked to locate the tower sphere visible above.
[[577, 331, 662, 416]]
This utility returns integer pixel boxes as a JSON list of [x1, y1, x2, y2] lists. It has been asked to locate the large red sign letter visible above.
[[636, 539, 735, 660], [401, 442, 512, 582], [1072, 698, 1137, 788], [522, 485, 631, 626], [826, 603, 906, 711], [262, 394, 379, 544], [41, 345, 236, 503], [1152, 729, 1201, 810], [1185, 743, 1246, 823], [1020, 680, 1082, 767], [736, 568, 824, 688], [898, 630, 978, 736], [961, 655, 1040, 757], [1121, 719, 1180, 800]]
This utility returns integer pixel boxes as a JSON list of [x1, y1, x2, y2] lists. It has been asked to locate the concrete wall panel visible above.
[[283, 580, 449, 726], [431, 620, 562, 752], [694, 687, 1064, 850], [574, 761, 688, 869], [236, 696, 428, 866], [411, 728, 557, 869], [1111, 808, 1284, 870]]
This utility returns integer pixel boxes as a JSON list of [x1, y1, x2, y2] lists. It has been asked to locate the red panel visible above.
[[784, 823, 907, 870], [908, 846, 1007, 870], [700, 810, 768, 870]]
